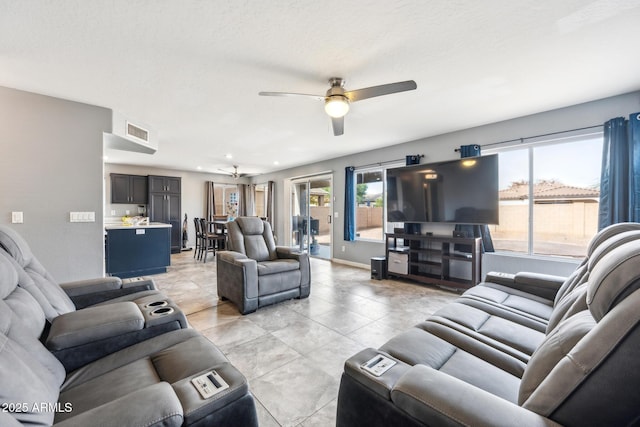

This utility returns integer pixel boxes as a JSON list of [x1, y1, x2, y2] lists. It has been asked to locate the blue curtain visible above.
[[630, 112, 640, 222], [455, 145, 494, 252], [598, 113, 640, 229], [459, 144, 481, 157], [344, 167, 356, 241]]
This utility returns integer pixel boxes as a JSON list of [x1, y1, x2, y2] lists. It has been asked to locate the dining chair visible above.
[[200, 218, 226, 263], [193, 217, 203, 259]]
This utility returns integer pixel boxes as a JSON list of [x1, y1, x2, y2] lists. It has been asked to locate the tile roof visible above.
[[500, 181, 599, 201]]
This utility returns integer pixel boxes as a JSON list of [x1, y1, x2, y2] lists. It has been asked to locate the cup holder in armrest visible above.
[[144, 300, 168, 309], [150, 307, 175, 316]]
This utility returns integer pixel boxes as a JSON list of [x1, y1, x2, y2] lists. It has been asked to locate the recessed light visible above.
[[225, 154, 233, 159], [103, 156, 109, 161], [273, 161, 279, 165], [197, 166, 202, 170]]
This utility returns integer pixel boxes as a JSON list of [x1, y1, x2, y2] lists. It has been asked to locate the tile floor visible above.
[[152, 251, 459, 427]]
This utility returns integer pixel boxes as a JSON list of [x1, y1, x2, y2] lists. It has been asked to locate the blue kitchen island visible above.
[[105, 222, 172, 278]]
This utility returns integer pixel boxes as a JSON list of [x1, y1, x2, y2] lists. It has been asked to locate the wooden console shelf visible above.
[[385, 233, 482, 290]]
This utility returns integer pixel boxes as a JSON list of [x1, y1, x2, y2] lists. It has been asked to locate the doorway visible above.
[[289, 174, 332, 259]]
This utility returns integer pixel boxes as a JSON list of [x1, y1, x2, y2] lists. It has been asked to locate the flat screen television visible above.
[[386, 155, 499, 224]]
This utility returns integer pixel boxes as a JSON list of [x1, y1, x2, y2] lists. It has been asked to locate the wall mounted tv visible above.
[[386, 155, 499, 224]]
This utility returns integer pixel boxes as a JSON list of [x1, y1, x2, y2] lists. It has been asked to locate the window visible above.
[[254, 183, 268, 218], [214, 184, 240, 219], [355, 168, 385, 241], [489, 132, 603, 258]]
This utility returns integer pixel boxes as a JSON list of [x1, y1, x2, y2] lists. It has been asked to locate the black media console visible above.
[[385, 233, 482, 290]]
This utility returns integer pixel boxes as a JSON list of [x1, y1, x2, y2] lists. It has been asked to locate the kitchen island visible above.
[[105, 222, 171, 278]]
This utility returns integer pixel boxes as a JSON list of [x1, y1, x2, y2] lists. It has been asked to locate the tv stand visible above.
[[385, 233, 482, 291]]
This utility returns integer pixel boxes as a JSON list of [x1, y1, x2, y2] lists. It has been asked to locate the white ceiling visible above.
[[2, 1, 640, 177]]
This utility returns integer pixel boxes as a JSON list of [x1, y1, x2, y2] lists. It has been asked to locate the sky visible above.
[[499, 137, 603, 190]]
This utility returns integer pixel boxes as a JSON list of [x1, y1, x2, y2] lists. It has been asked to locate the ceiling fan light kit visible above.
[[259, 77, 417, 136], [324, 96, 350, 118]]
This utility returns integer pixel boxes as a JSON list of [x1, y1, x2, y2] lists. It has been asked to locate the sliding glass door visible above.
[[289, 174, 332, 259]]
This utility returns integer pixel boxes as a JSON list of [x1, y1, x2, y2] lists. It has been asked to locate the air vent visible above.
[[126, 122, 149, 142]]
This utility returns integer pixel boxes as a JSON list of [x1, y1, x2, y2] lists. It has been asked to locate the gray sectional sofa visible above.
[[337, 223, 640, 427], [0, 226, 258, 426]]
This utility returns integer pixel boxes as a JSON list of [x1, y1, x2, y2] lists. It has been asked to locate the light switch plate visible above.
[[11, 212, 23, 224], [70, 212, 96, 222]]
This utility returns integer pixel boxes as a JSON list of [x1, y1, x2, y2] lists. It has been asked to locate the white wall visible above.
[[0, 86, 110, 281]]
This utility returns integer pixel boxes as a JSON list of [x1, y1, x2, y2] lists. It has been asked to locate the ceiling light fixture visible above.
[[324, 96, 350, 118], [225, 153, 233, 159]]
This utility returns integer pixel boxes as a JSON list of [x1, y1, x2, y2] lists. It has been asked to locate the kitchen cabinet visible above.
[[148, 175, 181, 253], [148, 175, 181, 194], [110, 174, 148, 204], [105, 224, 171, 277]]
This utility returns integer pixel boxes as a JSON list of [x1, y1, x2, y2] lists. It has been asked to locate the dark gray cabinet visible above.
[[148, 175, 181, 253], [148, 175, 181, 194], [110, 174, 148, 204], [105, 226, 171, 277]]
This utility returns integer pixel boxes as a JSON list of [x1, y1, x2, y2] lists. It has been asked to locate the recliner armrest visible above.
[[60, 277, 123, 296], [391, 365, 561, 427], [275, 246, 305, 260], [53, 382, 183, 427], [217, 251, 259, 303], [485, 271, 566, 301], [218, 250, 250, 264], [46, 302, 144, 350], [60, 276, 157, 297]]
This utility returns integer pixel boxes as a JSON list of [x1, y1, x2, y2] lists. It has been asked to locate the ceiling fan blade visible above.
[[331, 116, 344, 136], [344, 80, 417, 102], [259, 91, 324, 101]]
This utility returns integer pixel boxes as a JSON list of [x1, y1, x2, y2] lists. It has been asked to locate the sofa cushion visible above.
[[518, 311, 594, 408], [587, 239, 640, 321], [0, 333, 60, 426], [463, 284, 554, 321], [244, 235, 272, 262], [228, 218, 278, 261], [258, 270, 302, 296], [379, 327, 521, 402], [429, 303, 545, 357], [256, 259, 300, 276], [0, 226, 76, 316]]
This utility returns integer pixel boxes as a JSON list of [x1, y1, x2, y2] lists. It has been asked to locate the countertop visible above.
[[105, 222, 172, 230]]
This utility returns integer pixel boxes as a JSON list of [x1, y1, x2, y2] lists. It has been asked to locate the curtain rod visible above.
[[478, 124, 603, 150], [353, 156, 420, 170]]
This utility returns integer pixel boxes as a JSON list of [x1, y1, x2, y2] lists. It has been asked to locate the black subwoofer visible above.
[[371, 257, 387, 280]]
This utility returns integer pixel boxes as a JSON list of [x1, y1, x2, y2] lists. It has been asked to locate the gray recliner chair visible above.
[[216, 217, 310, 314]]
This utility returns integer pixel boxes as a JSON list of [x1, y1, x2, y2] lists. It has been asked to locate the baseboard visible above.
[[331, 258, 370, 270]]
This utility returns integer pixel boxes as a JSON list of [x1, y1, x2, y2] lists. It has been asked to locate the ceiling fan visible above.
[[259, 77, 417, 136], [218, 165, 241, 179]]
